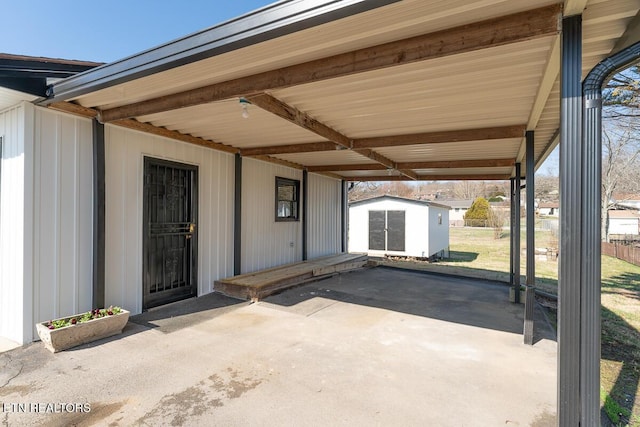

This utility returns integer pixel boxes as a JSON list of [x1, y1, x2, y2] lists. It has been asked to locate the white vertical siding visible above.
[[31, 107, 94, 335], [105, 125, 234, 314], [241, 158, 302, 274], [0, 104, 92, 344], [428, 206, 450, 256], [0, 104, 27, 343], [307, 173, 342, 259]]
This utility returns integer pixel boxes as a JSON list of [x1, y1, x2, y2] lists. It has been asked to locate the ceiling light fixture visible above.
[[239, 97, 251, 119]]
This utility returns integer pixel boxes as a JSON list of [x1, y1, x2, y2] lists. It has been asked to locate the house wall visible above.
[[0, 103, 29, 343], [448, 207, 468, 226], [0, 104, 93, 344], [428, 206, 450, 257], [609, 218, 640, 235], [349, 199, 435, 258], [31, 107, 94, 335], [539, 207, 559, 217], [105, 125, 235, 314], [307, 173, 342, 259], [241, 158, 303, 273]]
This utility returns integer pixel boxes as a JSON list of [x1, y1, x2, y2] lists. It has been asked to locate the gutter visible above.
[[42, 0, 400, 104]]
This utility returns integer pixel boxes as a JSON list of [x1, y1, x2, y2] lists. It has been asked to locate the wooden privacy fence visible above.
[[602, 242, 640, 267]]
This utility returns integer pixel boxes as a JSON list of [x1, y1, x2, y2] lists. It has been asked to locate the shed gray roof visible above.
[[349, 195, 451, 210]]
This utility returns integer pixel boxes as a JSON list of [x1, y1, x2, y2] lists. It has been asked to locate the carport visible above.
[[35, 0, 640, 424]]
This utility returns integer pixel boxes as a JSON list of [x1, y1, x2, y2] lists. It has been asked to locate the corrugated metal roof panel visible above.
[[138, 99, 327, 148], [72, 0, 558, 109], [374, 139, 522, 163], [274, 150, 373, 166]]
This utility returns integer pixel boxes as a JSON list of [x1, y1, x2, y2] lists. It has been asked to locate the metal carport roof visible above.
[[40, 0, 640, 182]]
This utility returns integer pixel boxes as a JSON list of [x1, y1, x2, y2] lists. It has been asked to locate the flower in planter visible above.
[[45, 306, 123, 330]]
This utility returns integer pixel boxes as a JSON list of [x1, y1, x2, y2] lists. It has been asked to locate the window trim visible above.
[[275, 176, 300, 222]]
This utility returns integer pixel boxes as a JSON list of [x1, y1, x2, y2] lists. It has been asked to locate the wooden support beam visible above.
[[352, 149, 394, 169], [307, 158, 515, 172], [99, 5, 561, 122], [241, 94, 418, 179], [352, 125, 525, 149], [247, 93, 351, 149], [398, 158, 515, 170], [49, 101, 98, 118], [346, 174, 510, 182], [242, 141, 338, 156], [242, 126, 526, 156]]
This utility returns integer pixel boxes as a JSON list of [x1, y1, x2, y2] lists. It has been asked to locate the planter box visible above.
[[36, 310, 129, 353]]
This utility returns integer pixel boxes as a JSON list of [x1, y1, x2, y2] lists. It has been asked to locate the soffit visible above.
[[45, 0, 640, 182]]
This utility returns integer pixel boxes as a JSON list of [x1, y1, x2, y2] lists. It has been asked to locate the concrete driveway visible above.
[[0, 267, 557, 426]]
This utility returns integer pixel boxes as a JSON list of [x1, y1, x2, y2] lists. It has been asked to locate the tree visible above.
[[347, 181, 381, 202], [453, 181, 485, 200], [487, 207, 507, 239], [464, 197, 491, 227], [601, 121, 640, 242]]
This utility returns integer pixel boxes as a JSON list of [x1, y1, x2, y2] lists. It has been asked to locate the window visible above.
[[438, 213, 442, 225], [275, 177, 300, 221]]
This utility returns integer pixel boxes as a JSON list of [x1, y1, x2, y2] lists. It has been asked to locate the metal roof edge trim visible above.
[[43, 0, 400, 104]]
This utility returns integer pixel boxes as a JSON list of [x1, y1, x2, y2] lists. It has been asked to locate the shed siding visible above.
[[105, 125, 234, 314], [307, 173, 342, 259], [428, 206, 450, 256], [241, 158, 303, 274], [31, 107, 94, 334], [0, 104, 28, 343]]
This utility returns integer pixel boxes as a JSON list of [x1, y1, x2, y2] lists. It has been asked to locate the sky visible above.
[[1, 1, 274, 63]]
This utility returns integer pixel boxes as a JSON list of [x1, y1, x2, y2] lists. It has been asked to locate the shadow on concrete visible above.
[[263, 266, 556, 342], [128, 292, 248, 334]]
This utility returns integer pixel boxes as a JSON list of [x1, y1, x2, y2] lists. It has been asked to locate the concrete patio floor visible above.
[[0, 267, 557, 426]]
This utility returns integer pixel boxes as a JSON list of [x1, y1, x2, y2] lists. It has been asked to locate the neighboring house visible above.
[[611, 193, 640, 211], [440, 200, 473, 226], [538, 201, 560, 217], [608, 210, 640, 236], [349, 195, 450, 259]]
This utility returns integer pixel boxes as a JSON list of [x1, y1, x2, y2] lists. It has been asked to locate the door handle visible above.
[[186, 223, 196, 239]]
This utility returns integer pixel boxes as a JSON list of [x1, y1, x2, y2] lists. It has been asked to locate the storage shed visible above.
[[349, 195, 449, 259], [608, 210, 640, 236]]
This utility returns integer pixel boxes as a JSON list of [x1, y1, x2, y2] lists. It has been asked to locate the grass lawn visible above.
[[419, 226, 640, 426]]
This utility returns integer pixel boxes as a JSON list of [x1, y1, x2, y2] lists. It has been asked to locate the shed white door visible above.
[[368, 210, 405, 252]]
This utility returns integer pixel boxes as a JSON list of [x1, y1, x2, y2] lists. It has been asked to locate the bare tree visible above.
[[453, 181, 485, 200], [487, 207, 507, 239], [347, 181, 381, 202], [601, 121, 640, 241]]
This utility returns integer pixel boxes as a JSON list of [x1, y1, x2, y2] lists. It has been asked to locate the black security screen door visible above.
[[143, 157, 198, 309]]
